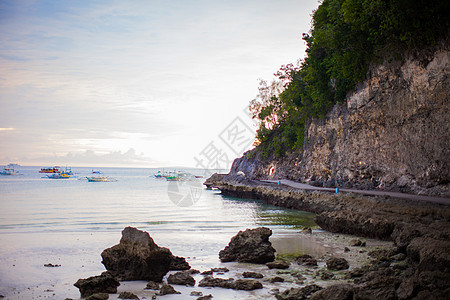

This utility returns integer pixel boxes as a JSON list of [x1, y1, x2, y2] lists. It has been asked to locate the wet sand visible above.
[[0, 229, 392, 299]]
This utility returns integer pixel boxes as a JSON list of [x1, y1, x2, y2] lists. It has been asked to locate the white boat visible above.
[[86, 170, 116, 182], [0, 167, 19, 175], [86, 176, 109, 182]]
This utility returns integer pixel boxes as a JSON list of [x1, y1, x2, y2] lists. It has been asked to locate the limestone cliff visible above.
[[229, 44, 449, 196]]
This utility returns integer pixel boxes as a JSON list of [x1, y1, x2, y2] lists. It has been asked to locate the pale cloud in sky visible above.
[[0, 0, 319, 168]]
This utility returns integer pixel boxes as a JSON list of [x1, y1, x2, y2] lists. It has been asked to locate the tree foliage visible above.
[[252, 0, 448, 157]]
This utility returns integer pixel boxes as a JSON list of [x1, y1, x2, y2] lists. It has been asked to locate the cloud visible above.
[[19, 148, 155, 168], [0, 0, 320, 167]]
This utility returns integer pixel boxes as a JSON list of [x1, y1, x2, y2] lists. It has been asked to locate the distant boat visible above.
[[0, 165, 19, 175], [86, 170, 116, 182], [40, 167, 61, 173], [61, 167, 73, 175], [86, 176, 109, 182], [47, 173, 71, 179]]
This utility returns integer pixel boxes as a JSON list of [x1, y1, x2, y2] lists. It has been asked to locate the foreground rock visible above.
[[219, 227, 276, 263], [118, 291, 139, 299], [198, 276, 263, 290], [276, 284, 322, 300], [101, 227, 190, 281], [310, 284, 353, 300], [74, 272, 120, 298], [158, 283, 181, 295], [167, 271, 195, 286], [326, 257, 349, 270], [266, 261, 290, 269]]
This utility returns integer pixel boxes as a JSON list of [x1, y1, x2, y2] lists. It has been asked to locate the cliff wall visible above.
[[230, 44, 449, 196]]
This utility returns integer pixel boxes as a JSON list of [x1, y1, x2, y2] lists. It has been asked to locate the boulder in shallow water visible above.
[[118, 291, 139, 299], [267, 261, 290, 269], [74, 272, 120, 298], [101, 227, 189, 282], [219, 227, 276, 263], [326, 257, 349, 270], [167, 271, 196, 286], [158, 283, 181, 295]]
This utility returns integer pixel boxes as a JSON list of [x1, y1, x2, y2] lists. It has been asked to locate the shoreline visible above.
[[204, 174, 450, 299]]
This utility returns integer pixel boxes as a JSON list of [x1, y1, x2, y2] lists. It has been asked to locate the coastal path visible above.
[[262, 179, 450, 206]]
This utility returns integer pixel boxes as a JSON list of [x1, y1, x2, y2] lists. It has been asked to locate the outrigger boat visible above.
[[39, 166, 61, 173], [86, 170, 116, 182], [0, 165, 19, 175], [47, 173, 71, 179]]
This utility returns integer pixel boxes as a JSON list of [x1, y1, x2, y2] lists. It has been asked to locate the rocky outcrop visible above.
[[276, 284, 323, 300], [198, 276, 263, 290], [310, 284, 353, 300], [227, 44, 449, 196], [101, 227, 189, 282], [266, 261, 290, 269], [219, 227, 276, 263], [167, 271, 195, 286], [73, 272, 120, 298], [326, 257, 349, 271]]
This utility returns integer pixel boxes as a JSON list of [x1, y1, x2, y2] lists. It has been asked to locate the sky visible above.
[[0, 0, 319, 168]]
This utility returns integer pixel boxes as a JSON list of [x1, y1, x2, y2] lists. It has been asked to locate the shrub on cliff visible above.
[[250, 0, 449, 157]]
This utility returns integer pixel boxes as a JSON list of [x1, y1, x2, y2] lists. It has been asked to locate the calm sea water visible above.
[[0, 166, 316, 299]]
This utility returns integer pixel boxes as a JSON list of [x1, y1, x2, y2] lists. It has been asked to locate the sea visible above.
[[0, 166, 318, 299]]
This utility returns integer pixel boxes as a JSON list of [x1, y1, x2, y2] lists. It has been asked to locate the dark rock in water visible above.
[[219, 227, 276, 264], [101, 227, 189, 282], [167, 271, 195, 286], [198, 276, 263, 290], [267, 261, 290, 269], [74, 272, 120, 298], [118, 291, 139, 299], [197, 295, 213, 300], [310, 284, 353, 300], [326, 257, 349, 270], [242, 271, 264, 279], [300, 227, 312, 234], [296, 254, 318, 267], [211, 267, 229, 273], [158, 283, 181, 295], [276, 284, 323, 300], [201, 270, 213, 275], [317, 270, 334, 280], [199, 276, 234, 288], [190, 291, 203, 296], [232, 279, 263, 290], [85, 293, 109, 300], [144, 281, 160, 290], [344, 247, 350, 253], [170, 255, 191, 270], [269, 276, 285, 283], [44, 263, 61, 267]]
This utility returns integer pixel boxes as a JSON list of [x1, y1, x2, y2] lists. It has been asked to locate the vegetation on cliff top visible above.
[[250, 0, 448, 157]]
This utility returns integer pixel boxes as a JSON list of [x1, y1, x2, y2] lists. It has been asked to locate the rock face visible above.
[[226, 44, 449, 196], [219, 227, 276, 263], [101, 227, 189, 282], [74, 272, 120, 298]]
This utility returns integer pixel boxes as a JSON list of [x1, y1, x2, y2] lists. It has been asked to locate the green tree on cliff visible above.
[[252, 0, 449, 157]]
